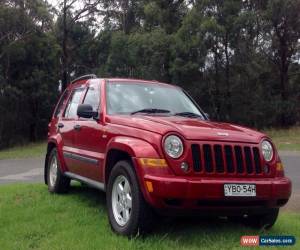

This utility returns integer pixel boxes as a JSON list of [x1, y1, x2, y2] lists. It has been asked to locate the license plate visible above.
[[224, 184, 256, 197]]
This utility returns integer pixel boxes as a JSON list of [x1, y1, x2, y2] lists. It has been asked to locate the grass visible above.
[[0, 142, 46, 160], [0, 183, 299, 250], [264, 127, 300, 151]]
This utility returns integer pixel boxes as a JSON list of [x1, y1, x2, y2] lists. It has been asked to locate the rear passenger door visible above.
[[60, 87, 85, 173], [72, 80, 105, 182]]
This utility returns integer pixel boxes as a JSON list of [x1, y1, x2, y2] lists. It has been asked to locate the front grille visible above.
[[191, 143, 263, 176]]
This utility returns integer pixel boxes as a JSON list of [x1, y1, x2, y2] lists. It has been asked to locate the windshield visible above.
[[106, 82, 204, 119]]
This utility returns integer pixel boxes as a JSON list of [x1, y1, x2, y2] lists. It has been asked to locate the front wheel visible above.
[[47, 148, 70, 193], [106, 160, 155, 236]]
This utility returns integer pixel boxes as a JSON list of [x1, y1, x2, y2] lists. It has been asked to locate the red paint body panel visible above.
[[47, 78, 292, 213], [143, 175, 291, 203], [107, 115, 265, 143]]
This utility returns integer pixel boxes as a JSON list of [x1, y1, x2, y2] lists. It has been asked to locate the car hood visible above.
[[107, 115, 265, 143]]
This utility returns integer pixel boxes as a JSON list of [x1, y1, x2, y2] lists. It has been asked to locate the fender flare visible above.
[[103, 136, 161, 180], [44, 135, 65, 184]]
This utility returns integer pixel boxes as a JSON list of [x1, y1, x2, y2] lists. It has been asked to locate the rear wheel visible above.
[[245, 209, 279, 229], [47, 148, 70, 193], [106, 160, 155, 236], [229, 208, 279, 229]]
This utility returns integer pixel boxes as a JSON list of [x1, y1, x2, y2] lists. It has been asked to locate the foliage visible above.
[[1, 0, 300, 148], [0, 0, 60, 148]]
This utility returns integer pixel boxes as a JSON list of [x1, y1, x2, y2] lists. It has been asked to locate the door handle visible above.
[[74, 124, 81, 131], [58, 123, 64, 128]]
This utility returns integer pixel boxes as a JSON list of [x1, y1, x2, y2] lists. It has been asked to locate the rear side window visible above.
[[64, 88, 84, 118], [83, 84, 100, 112], [54, 90, 69, 118]]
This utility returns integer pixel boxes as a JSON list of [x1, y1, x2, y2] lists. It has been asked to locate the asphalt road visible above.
[[0, 151, 299, 210], [0, 157, 44, 184]]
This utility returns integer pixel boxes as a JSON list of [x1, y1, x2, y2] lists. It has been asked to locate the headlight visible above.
[[261, 140, 273, 162], [164, 135, 184, 159]]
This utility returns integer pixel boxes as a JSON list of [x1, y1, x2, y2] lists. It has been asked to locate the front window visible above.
[[106, 82, 204, 119], [64, 88, 85, 119], [54, 89, 69, 118], [83, 83, 101, 112]]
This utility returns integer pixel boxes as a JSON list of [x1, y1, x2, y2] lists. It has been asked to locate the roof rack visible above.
[[71, 74, 97, 84]]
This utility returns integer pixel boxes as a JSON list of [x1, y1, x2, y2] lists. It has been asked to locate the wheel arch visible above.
[[103, 136, 161, 188], [44, 141, 57, 184], [104, 149, 132, 186], [44, 136, 64, 184]]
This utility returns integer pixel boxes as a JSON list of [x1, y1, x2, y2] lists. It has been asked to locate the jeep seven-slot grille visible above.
[[191, 144, 262, 175]]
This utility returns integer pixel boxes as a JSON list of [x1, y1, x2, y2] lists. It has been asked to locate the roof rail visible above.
[[71, 74, 97, 84]]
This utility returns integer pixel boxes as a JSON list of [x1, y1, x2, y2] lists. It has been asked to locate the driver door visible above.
[[72, 80, 105, 182]]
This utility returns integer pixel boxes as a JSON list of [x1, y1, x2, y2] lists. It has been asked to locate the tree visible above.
[[0, 0, 60, 147], [263, 0, 300, 125], [55, 0, 102, 90], [1, 0, 300, 149], [143, 0, 187, 33]]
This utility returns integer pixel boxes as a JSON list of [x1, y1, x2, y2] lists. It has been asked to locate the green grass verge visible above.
[[264, 127, 300, 151], [0, 142, 46, 160], [0, 183, 298, 250]]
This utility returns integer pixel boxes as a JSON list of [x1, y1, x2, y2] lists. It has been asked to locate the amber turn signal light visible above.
[[139, 158, 168, 168], [145, 181, 154, 193], [276, 162, 284, 171]]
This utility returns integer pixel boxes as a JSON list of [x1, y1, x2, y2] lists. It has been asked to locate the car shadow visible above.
[[67, 182, 107, 209], [66, 183, 282, 244]]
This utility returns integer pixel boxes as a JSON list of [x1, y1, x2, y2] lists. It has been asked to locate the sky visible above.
[[47, 0, 85, 11]]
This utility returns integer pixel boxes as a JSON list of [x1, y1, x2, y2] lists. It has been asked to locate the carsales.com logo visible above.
[[241, 236, 296, 246]]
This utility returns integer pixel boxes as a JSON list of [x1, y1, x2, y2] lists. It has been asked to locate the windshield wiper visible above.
[[174, 112, 203, 118], [131, 108, 171, 115]]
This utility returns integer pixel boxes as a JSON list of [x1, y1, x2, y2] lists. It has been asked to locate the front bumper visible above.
[[142, 175, 292, 214]]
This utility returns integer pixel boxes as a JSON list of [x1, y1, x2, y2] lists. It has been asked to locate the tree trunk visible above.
[[224, 32, 231, 120], [62, 0, 68, 90], [279, 55, 289, 126], [278, 29, 289, 126], [213, 40, 221, 120]]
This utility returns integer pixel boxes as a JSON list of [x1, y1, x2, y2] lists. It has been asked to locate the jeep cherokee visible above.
[[45, 75, 292, 236]]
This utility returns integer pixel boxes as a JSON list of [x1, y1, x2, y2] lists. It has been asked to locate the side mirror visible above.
[[77, 104, 98, 119]]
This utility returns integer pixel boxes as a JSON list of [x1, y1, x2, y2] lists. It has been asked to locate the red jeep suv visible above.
[[45, 75, 291, 236]]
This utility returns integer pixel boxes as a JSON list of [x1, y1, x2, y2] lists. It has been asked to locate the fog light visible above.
[[180, 162, 189, 172]]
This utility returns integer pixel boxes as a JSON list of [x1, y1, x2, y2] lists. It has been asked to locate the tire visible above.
[[229, 208, 279, 229], [106, 160, 155, 236], [46, 148, 70, 193], [246, 208, 279, 229]]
